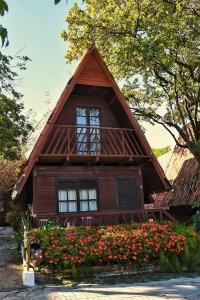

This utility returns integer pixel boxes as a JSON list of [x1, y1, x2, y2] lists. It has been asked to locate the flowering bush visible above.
[[29, 222, 200, 273]]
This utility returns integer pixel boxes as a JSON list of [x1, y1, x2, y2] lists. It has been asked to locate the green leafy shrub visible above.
[[191, 200, 200, 232], [6, 203, 34, 243], [172, 222, 200, 270], [5, 201, 21, 232]]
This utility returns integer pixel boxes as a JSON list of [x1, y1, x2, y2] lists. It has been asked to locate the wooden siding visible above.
[[56, 95, 119, 127], [77, 54, 112, 87], [32, 166, 142, 215]]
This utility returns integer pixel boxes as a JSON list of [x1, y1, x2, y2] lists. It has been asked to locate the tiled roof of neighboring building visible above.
[[154, 147, 200, 207]]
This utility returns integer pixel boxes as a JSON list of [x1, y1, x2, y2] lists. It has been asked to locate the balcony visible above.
[[40, 125, 148, 163]]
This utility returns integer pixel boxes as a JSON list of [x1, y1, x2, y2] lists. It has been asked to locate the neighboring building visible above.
[[13, 48, 170, 225], [154, 146, 200, 220]]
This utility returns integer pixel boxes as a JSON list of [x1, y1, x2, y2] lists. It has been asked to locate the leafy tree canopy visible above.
[[152, 146, 171, 158], [0, 155, 22, 193], [63, 0, 200, 163], [0, 94, 33, 160]]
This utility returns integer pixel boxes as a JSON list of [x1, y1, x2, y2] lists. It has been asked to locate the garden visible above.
[[28, 221, 200, 279]]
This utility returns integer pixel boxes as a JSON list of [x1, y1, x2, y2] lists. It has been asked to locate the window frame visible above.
[[56, 179, 99, 214], [58, 188, 78, 213], [79, 188, 98, 212], [75, 106, 102, 127], [75, 106, 102, 155]]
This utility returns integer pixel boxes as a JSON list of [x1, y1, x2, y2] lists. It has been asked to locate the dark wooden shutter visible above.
[[116, 178, 140, 210]]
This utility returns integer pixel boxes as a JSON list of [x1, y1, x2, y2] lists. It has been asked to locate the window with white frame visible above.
[[79, 188, 97, 212], [57, 180, 98, 213], [58, 188, 77, 213]]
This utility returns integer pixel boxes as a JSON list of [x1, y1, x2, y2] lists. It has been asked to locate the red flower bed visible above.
[[29, 222, 189, 272]]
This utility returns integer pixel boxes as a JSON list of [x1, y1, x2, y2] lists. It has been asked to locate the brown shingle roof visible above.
[[154, 148, 200, 207]]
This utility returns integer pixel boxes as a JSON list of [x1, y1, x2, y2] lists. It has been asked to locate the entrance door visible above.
[[116, 178, 140, 210], [76, 107, 101, 154]]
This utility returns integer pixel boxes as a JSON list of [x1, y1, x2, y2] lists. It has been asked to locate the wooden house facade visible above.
[[13, 48, 170, 225]]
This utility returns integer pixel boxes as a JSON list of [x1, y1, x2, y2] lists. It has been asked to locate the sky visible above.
[[2, 0, 175, 150]]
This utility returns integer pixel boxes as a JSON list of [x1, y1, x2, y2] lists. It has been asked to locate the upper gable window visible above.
[[76, 107, 101, 127]]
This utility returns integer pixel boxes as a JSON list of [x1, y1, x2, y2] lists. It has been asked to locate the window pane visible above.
[[76, 107, 87, 117], [59, 202, 68, 213], [77, 142, 87, 154], [90, 116, 100, 126], [58, 190, 67, 201], [90, 108, 100, 126], [77, 116, 87, 125], [89, 189, 97, 199], [89, 200, 97, 211], [68, 202, 77, 212], [90, 108, 100, 117], [79, 189, 88, 200], [76, 108, 87, 125], [77, 127, 87, 134], [68, 190, 76, 200], [80, 201, 88, 212]]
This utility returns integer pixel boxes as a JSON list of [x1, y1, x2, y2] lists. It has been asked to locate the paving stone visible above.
[[1, 278, 199, 300]]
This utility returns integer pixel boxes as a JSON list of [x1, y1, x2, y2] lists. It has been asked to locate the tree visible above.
[[0, 155, 22, 193], [152, 146, 171, 158], [0, 94, 33, 160], [62, 0, 200, 164]]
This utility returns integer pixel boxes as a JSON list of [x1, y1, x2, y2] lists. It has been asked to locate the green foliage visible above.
[[63, 0, 200, 161], [195, 140, 200, 154], [159, 252, 182, 273], [0, 0, 8, 46], [6, 204, 34, 243], [152, 146, 171, 158], [0, 52, 30, 99], [0, 94, 33, 159], [5, 201, 21, 232], [171, 223, 200, 270], [191, 200, 200, 232]]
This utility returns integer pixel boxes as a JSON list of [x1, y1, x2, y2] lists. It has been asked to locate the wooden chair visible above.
[[81, 216, 93, 226], [38, 218, 48, 227]]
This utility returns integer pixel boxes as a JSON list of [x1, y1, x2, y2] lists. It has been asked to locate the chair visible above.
[[38, 218, 48, 227], [81, 216, 93, 226]]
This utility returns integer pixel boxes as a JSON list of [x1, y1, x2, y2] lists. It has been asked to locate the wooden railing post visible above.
[[67, 127, 70, 158], [122, 129, 125, 155]]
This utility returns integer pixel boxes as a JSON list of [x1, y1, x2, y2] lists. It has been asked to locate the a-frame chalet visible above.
[[13, 48, 170, 225]]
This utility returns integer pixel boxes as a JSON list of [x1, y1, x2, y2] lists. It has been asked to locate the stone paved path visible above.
[[0, 227, 23, 292], [0, 277, 200, 300]]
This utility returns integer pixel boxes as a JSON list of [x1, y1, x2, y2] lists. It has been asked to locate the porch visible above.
[[36, 208, 176, 227], [39, 125, 149, 163]]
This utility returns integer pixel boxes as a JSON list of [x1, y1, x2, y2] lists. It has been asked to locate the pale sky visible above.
[[2, 0, 175, 149]]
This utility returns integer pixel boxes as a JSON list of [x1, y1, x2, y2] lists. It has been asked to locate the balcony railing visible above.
[[41, 125, 147, 158]]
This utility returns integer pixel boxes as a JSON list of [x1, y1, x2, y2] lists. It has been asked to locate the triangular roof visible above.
[[13, 47, 170, 199]]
